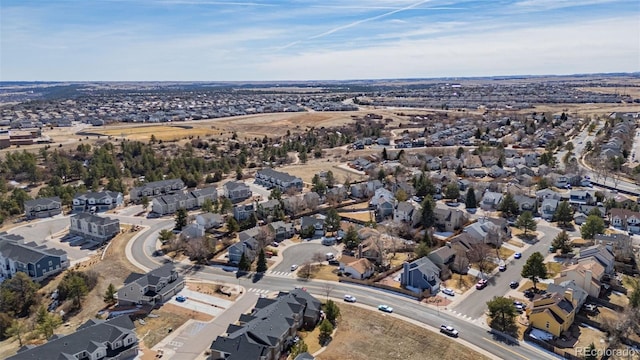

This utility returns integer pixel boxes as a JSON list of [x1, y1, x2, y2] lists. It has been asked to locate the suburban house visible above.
[[540, 199, 559, 221], [394, 201, 421, 227], [554, 260, 605, 298], [547, 281, 589, 309], [195, 213, 225, 230], [209, 289, 321, 360], [349, 180, 383, 199], [574, 213, 588, 226], [181, 223, 205, 240], [480, 191, 503, 211], [116, 264, 185, 306], [24, 197, 62, 219], [255, 168, 303, 192], [72, 191, 123, 212], [463, 218, 506, 246], [593, 233, 633, 257], [514, 195, 538, 214], [526, 290, 578, 338], [400, 256, 441, 295], [257, 199, 281, 220], [129, 179, 185, 202], [233, 203, 256, 222], [427, 244, 465, 273], [268, 221, 295, 241], [609, 208, 640, 234], [300, 216, 325, 238], [568, 190, 595, 207], [340, 256, 375, 280], [434, 203, 469, 232], [223, 181, 252, 203], [369, 188, 396, 220], [576, 244, 616, 275], [536, 188, 561, 202], [151, 187, 218, 216], [69, 213, 120, 244], [7, 316, 138, 360], [229, 228, 261, 264], [0, 232, 69, 282]]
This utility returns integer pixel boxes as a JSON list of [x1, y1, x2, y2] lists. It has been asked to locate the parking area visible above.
[[167, 288, 234, 317]]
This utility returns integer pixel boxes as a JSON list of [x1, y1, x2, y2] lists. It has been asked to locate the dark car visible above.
[[509, 281, 519, 289], [328, 259, 340, 266], [524, 289, 535, 298]]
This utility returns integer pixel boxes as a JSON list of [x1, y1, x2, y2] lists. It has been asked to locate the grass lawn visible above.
[[567, 325, 608, 358], [442, 274, 477, 293], [498, 247, 515, 260], [338, 211, 373, 222], [299, 325, 323, 355], [136, 304, 209, 349], [517, 280, 548, 292], [622, 274, 639, 290], [318, 304, 492, 360], [545, 262, 563, 277], [571, 238, 593, 247], [507, 240, 525, 248], [339, 202, 371, 211], [298, 264, 339, 281]]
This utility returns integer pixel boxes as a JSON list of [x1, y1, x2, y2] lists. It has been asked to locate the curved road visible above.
[[127, 220, 558, 360]]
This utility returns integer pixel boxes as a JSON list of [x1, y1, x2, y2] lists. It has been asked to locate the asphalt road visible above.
[[271, 242, 340, 273], [453, 222, 561, 319]]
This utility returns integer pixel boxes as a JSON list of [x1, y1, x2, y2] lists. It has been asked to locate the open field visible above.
[[443, 273, 477, 293], [546, 262, 563, 277], [578, 86, 640, 98], [338, 211, 374, 223], [318, 303, 491, 360], [136, 304, 211, 350], [278, 160, 367, 184], [89, 125, 218, 142]]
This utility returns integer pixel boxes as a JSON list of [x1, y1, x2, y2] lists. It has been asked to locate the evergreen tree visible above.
[[554, 201, 573, 227], [515, 211, 536, 236], [382, 147, 388, 160], [444, 183, 460, 201], [103, 283, 117, 305], [581, 215, 605, 240], [256, 249, 268, 273], [551, 231, 572, 254], [226, 217, 240, 233], [318, 319, 334, 345], [238, 252, 251, 272], [420, 198, 435, 228], [324, 300, 341, 325], [465, 187, 477, 209], [201, 198, 213, 213], [521, 252, 548, 291], [174, 208, 188, 230], [325, 208, 341, 236], [487, 297, 517, 334], [344, 226, 359, 249], [498, 192, 519, 218]]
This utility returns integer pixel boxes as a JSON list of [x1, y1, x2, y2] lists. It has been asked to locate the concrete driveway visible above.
[[167, 288, 233, 317], [271, 241, 340, 273]]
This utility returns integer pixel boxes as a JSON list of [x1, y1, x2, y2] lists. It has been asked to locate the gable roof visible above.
[[0, 233, 66, 265], [71, 212, 119, 226], [24, 196, 61, 207]]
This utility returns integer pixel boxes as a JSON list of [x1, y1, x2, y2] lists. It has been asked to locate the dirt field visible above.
[[338, 211, 374, 223], [278, 160, 367, 184], [90, 125, 218, 142], [318, 303, 491, 360], [578, 86, 640, 98], [135, 303, 211, 350], [443, 273, 477, 293]]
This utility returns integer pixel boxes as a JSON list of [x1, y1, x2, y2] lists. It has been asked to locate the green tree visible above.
[[141, 196, 150, 211], [536, 177, 551, 190], [456, 147, 464, 159], [455, 163, 464, 176], [498, 192, 519, 218], [290, 338, 309, 358], [318, 319, 334, 345], [37, 312, 62, 339], [344, 226, 359, 249], [465, 187, 477, 209], [521, 252, 548, 291], [415, 241, 430, 258], [487, 296, 517, 334], [382, 147, 388, 160], [581, 215, 605, 240], [103, 283, 117, 305], [324, 300, 341, 325], [325, 171, 336, 188], [174, 208, 188, 230], [311, 175, 327, 196], [444, 183, 460, 201], [5, 319, 26, 347], [420, 198, 435, 228], [238, 252, 251, 272], [628, 279, 640, 309], [220, 197, 233, 214], [554, 201, 573, 227], [584, 342, 597, 360], [256, 249, 268, 273], [515, 211, 536, 237], [395, 188, 409, 202], [269, 187, 282, 201], [226, 217, 240, 234], [551, 231, 573, 254], [65, 273, 89, 308], [325, 208, 341, 236], [201, 198, 213, 213], [0, 272, 40, 317], [158, 229, 175, 244]]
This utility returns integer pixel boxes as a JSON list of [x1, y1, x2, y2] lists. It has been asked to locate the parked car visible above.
[[499, 264, 507, 272], [175, 295, 187, 302], [271, 242, 279, 247], [328, 259, 340, 266], [475, 279, 488, 290], [440, 324, 459, 337], [441, 288, 455, 296], [344, 295, 357, 303], [514, 252, 522, 259], [378, 305, 393, 313], [524, 289, 535, 298], [509, 281, 519, 289], [290, 264, 299, 271]]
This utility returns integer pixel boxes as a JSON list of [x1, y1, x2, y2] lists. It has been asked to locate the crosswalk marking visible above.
[[267, 270, 293, 277], [248, 288, 270, 294], [169, 341, 184, 347]]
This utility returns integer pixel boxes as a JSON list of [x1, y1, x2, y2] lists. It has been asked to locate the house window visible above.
[[49, 261, 53, 266], [545, 322, 550, 329]]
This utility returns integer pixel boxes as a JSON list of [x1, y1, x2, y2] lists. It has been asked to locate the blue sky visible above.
[[1, 0, 638, 81]]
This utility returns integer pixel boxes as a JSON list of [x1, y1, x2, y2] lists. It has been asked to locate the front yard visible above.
[[442, 273, 477, 293], [545, 262, 563, 277]]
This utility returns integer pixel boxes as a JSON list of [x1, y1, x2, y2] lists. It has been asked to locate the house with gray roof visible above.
[[223, 181, 252, 203], [24, 197, 62, 219], [116, 264, 184, 306], [480, 191, 502, 211], [577, 244, 616, 275], [72, 191, 123, 213], [257, 199, 281, 220], [229, 228, 261, 264], [7, 316, 138, 360], [69, 213, 120, 244], [0, 232, 69, 282], [593, 233, 633, 257], [434, 203, 469, 232], [268, 221, 294, 241], [400, 256, 441, 295], [195, 213, 224, 230], [394, 201, 421, 227], [463, 218, 506, 246], [540, 198, 559, 221], [300, 216, 325, 238], [129, 179, 185, 202], [209, 289, 321, 360], [255, 168, 303, 192], [514, 194, 538, 214], [151, 186, 218, 216], [233, 203, 255, 222]]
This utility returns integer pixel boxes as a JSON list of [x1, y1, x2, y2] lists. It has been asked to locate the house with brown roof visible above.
[[341, 257, 375, 280], [526, 290, 578, 338], [553, 259, 605, 298], [609, 208, 640, 234]]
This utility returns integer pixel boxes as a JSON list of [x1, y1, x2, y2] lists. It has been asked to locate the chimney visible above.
[[584, 269, 593, 292], [564, 288, 574, 304], [357, 243, 363, 259]]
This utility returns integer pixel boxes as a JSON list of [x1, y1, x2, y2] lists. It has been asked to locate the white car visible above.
[[441, 288, 455, 296], [290, 264, 298, 271], [440, 324, 459, 337], [343, 295, 357, 303]]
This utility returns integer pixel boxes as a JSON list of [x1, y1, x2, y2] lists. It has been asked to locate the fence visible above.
[[586, 296, 625, 312], [523, 328, 584, 360], [338, 277, 425, 299]]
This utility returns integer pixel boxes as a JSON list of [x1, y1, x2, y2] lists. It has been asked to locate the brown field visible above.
[[339, 211, 374, 223], [278, 160, 367, 184], [91, 125, 218, 142], [578, 86, 640, 98], [545, 262, 563, 277], [318, 303, 491, 360], [135, 304, 211, 350]]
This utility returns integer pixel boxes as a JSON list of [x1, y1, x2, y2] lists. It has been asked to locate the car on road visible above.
[[514, 252, 522, 259], [499, 264, 507, 272], [343, 295, 357, 303], [290, 264, 298, 271], [440, 324, 459, 337], [175, 295, 187, 302], [328, 259, 340, 266], [475, 279, 488, 290], [270, 242, 279, 247], [378, 304, 393, 313], [441, 288, 455, 296], [509, 281, 519, 289]]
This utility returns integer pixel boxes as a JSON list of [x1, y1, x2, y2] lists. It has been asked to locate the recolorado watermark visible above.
[[576, 347, 640, 358]]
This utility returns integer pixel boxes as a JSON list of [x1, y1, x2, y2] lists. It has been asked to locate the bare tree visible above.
[[312, 252, 325, 264], [467, 243, 493, 279], [287, 195, 306, 216], [183, 237, 211, 264], [306, 195, 320, 211], [323, 282, 335, 301], [299, 261, 313, 279], [255, 226, 275, 249]]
